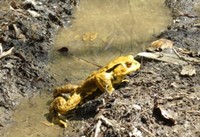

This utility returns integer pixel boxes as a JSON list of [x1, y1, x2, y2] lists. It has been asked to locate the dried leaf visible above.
[[10, 0, 18, 10], [147, 39, 173, 52], [180, 64, 196, 76], [153, 103, 177, 126]]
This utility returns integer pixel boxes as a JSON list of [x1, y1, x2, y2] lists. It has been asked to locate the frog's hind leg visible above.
[[49, 97, 67, 127], [54, 84, 78, 98], [49, 93, 82, 127]]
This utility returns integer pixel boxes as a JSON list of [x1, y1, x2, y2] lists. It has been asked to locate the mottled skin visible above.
[[49, 55, 140, 127]]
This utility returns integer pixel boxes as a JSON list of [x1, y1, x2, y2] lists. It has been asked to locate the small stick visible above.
[[165, 96, 183, 101], [172, 47, 184, 59], [94, 120, 102, 137], [98, 115, 124, 131], [98, 115, 113, 127], [0, 43, 2, 54], [41, 121, 54, 127], [172, 47, 200, 64], [139, 126, 155, 137], [0, 46, 14, 59], [70, 54, 102, 68]]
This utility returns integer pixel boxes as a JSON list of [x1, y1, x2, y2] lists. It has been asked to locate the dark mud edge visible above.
[[0, 0, 199, 136], [0, 0, 78, 127]]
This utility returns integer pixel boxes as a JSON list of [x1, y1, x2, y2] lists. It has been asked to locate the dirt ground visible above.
[[0, 0, 200, 136]]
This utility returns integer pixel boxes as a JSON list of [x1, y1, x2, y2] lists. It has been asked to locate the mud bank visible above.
[[0, 0, 199, 136], [0, 0, 78, 128]]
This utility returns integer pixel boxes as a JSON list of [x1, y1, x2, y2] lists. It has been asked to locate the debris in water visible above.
[[57, 46, 69, 53], [82, 32, 98, 41]]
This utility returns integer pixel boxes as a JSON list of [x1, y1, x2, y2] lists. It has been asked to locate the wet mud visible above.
[[0, 0, 76, 129], [0, 0, 200, 136]]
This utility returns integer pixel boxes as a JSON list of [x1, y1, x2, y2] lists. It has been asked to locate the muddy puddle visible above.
[[0, 92, 85, 137], [0, 92, 64, 137], [49, 0, 172, 82], [1, 0, 172, 136]]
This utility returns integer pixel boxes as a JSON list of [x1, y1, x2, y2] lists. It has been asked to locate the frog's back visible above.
[[104, 55, 134, 70]]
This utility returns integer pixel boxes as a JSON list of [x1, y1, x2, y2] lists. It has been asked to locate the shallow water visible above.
[[0, 92, 64, 137], [0, 91, 86, 137], [49, 0, 172, 83]]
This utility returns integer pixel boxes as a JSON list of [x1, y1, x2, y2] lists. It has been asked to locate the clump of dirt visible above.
[[0, 0, 78, 127]]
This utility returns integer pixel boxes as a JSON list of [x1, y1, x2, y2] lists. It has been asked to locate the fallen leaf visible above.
[[153, 100, 177, 126], [147, 39, 173, 52], [180, 64, 196, 76]]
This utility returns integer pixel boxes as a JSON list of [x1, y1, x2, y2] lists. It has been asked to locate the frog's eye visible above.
[[126, 61, 132, 68]]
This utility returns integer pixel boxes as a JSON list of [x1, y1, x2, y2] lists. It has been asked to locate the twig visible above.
[[98, 115, 113, 127], [0, 43, 2, 54], [172, 47, 200, 64], [139, 126, 155, 137], [41, 121, 54, 127], [172, 47, 183, 59], [98, 115, 124, 131], [94, 120, 102, 137], [70, 53, 102, 68], [0, 44, 14, 59], [165, 96, 183, 101]]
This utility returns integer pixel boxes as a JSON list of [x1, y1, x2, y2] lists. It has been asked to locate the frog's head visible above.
[[108, 55, 140, 84]]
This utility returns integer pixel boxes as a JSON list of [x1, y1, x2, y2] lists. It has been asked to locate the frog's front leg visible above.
[[54, 84, 78, 98], [49, 93, 82, 127], [94, 72, 115, 95]]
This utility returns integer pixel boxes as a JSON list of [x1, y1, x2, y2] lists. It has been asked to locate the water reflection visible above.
[[49, 0, 172, 82]]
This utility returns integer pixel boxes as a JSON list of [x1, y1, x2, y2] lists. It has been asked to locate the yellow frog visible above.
[[49, 55, 140, 127]]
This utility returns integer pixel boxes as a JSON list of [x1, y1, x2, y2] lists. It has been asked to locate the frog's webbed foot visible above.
[[54, 84, 78, 98], [57, 114, 68, 128], [122, 79, 129, 83], [49, 102, 68, 128], [51, 113, 68, 128]]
